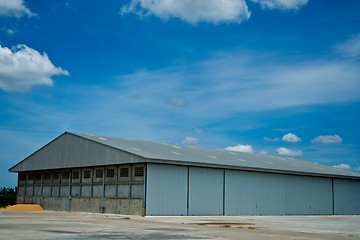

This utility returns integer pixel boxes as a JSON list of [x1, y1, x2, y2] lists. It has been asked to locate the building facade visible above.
[[9, 132, 360, 216]]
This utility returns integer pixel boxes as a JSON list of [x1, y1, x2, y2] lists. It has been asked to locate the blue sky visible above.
[[0, 0, 359, 187]]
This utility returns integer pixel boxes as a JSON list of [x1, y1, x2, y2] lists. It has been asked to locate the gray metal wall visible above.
[[188, 167, 224, 216], [146, 164, 188, 216], [225, 170, 286, 215], [285, 175, 332, 215], [225, 171, 333, 215], [146, 164, 359, 216], [333, 178, 360, 214]]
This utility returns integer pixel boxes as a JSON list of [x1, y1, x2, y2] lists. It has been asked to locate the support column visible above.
[[40, 173, 43, 206], [332, 178, 335, 215], [101, 167, 105, 214], [143, 164, 147, 215]]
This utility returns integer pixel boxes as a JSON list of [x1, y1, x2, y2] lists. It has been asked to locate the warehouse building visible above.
[[9, 132, 360, 216]]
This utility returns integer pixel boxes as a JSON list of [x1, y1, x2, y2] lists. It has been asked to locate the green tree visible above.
[[0, 187, 17, 208]]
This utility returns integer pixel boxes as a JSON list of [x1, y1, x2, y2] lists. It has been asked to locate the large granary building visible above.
[[9, 132, 360, 216]]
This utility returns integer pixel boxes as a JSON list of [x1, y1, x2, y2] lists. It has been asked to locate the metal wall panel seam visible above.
[[223, 169, 225, 216], [187, 166, 189, 216], [67, 170, 71, 212]]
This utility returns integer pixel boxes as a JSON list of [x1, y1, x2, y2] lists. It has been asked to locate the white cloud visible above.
[[312, 134, 343, 144], [282, 133, 301, 143], [264, 137, 280, 141], [250, 0, 308, 10], [182, 136, 200, 144], [0, 0, 35, 18], [0, 44, 69, 92], [260, 150, 267, 155], [333, 163, 352, 171], [225, 144, 254, 153], [7, 29, 15, 35], [166, 96, 186, 106], [192, 128, 202, 134], [335, 33, 360, 60], [276, 147, 302, 156], [120, 0, 251, 24]]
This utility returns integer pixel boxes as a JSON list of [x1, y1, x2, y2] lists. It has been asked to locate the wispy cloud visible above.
[[0, 0, 35, 18], [113, 50, 360, 119], [225, 144, 254, 153], [277, 147, 302, 156], [264, 137, 280, 141], [192, 128, 202, 134], [312, 134, 343, 144], [335, 33, 360, 60], [0, 44, 69, 92], [182, 136, 200, 144], [166, 96, 186, 107], [282, 133, 301, 143], [250, 0, 308, 10], [333, 163, 352, 171]]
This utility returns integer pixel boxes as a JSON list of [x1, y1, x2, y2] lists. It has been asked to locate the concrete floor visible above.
[[0, 211, 359, 239]]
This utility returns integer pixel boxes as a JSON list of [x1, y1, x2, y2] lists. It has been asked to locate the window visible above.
[[106, 169, 115, 178], [119, 168, 129, 177], [62, 171, 69, 180], [83, 170, 91, 179], [95, 169, 103, 178], [28, 173, 34, 181], [19, 173, 26, 181], [53, 172, 59, 180], [72, 171, 80, 180], [44, 173, 51, 180], [135, 167, 144, 177], [35, 173, 41, 180]]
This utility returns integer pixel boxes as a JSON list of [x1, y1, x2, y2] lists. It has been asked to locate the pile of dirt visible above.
[[0, 204, 43, 211]]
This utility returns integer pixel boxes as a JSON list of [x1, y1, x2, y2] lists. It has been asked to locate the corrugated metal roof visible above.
[[71, 132, 360, 179]]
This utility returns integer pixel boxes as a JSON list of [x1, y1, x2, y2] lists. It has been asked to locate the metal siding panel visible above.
[[188, 167, 223, 216], [146, 164, 188, 216], [334, 178, 360, 214], [285, 175, 332, 215], [225, 170, 285, 215], [51, 186, 59, 197], [131, 184, 144, 199], [34, 186, 41, 197], [42, 186, 51, 197], [60, 186, 69, 197], [18, 187, 25, 196], [118, 185, 130, 198], [105, 185, 116, 198], [81, 186, 92, 197], [71, 186, 81, 197], [25, 187, 33, 197], [92, 185, 102, 197]]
